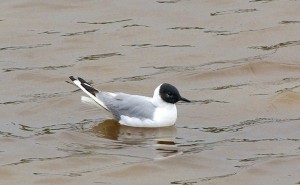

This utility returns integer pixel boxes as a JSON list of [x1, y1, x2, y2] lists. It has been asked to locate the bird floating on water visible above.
[[69, 76, 190, 127]]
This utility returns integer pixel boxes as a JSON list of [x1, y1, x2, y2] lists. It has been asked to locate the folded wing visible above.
[[96, 92, 156, 121]]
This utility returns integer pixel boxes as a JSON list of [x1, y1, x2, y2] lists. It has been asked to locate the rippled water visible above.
[[1, 0, 300, 184]]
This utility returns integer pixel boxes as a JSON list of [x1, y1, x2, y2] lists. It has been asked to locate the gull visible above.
[[69, 76, 190, 127]]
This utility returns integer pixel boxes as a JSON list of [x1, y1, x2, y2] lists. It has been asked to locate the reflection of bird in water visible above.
[[91, 119, 176, 142], [91, 119, 181, 158]]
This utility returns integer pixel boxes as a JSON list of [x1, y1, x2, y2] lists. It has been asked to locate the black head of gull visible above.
[[159, 83, 190, 104]]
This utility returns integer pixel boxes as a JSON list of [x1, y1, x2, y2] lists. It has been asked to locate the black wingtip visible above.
[[69, 76, 99, 96], [82, 83, 98, 96], [69, 76, 76, 81], [78, 77, 89, 85]]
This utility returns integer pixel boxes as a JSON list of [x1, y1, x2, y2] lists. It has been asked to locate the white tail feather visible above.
[[81, 96, 102, 108], [72, 78, 109, 110]]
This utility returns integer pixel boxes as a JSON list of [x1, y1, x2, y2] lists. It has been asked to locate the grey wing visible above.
[[96, 92, 156, 121]]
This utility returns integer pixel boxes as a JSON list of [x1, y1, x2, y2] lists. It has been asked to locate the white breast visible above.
[[150, 84, 178, 127], [152, 104, 177, 127]]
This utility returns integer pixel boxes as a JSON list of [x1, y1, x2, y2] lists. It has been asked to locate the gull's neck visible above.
[[152, 84, 174, 107]]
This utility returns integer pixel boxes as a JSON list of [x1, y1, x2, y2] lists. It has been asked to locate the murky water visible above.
[[1, 0, 300, 184]]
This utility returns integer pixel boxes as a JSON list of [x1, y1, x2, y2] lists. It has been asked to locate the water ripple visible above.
[[250, 0, 276, 3], [168, 26, 204, 30], [61, 29, 99, 37], [202, 118, 300, 133], [109, 74, 151, 82], [123, 24, 149, 28], [77, 19, 132, 25], [77, 52, 122, 62], [0, 119, 98, 139], [171, 172, 237, 184], [0, 43, 51, 51], [3, 64, 74, 72], [157, 0, 181, 3], [279, 20, 300, 24], [210, 9, 257, 16], [249, 40, 300, 50], [0, 89, 76, 105], [230, 153, 300, 168], [122, 44, 193, 48]]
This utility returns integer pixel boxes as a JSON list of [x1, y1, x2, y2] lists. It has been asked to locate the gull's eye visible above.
[[166, 92, 173, 97]]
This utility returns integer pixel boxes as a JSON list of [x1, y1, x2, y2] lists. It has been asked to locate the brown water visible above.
[[1, 0, 300, 184]]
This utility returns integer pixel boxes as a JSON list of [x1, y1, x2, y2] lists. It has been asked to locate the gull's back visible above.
[[96, 92, 156, 122]]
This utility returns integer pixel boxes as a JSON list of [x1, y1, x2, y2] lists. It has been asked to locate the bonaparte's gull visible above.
[[69, 76, 190, 127]]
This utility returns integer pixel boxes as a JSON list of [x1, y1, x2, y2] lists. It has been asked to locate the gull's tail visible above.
[[69, 76, 109, 111]]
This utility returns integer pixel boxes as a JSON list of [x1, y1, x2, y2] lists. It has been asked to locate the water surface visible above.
[[1, 0, 300, 184]]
